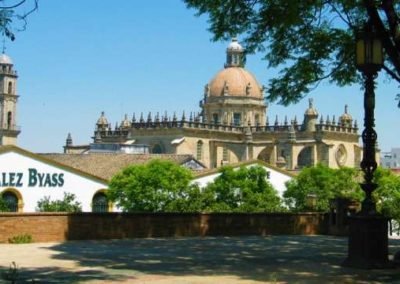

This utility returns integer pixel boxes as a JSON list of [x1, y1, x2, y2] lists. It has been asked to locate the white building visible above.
[[0, 146, 294, 212], [0, 146, 109, 212], [381, 148, 400, 169], [192, 160, 295, 198]]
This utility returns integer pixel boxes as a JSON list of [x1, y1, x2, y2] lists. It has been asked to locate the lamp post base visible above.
[[343, 214, 393, 269]]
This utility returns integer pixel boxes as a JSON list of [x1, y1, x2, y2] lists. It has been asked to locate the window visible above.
[[2, 191, 18, 212], [92, 192, 109, 213], [255, 114, 260, 126], [233, 113, 241, 126], [8, 82, 12, 94], [233, 54, 238, 65], [196, 140, 203, 160], [7, 112, 12, 129], [212, 113, 219, 124]]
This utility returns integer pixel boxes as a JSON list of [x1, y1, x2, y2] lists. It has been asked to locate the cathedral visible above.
[[0, 43, 362, 212], [65, 38, 361, 171]]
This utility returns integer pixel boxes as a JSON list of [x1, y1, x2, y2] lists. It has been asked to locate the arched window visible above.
[[297, 147, 313, 169], [196, 140, 203, 160], [92, 192, 109, 213], [2, 191, 18, 212], [7, 111, 12, 129], [8, 82, 12, 94]]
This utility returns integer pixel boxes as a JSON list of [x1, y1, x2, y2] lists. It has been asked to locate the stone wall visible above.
[[0, 212, 329, 243]]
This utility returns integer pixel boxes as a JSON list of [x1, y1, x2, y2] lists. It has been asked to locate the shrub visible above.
[[36, 192, 82, 212], [8, 234, 33, 244]]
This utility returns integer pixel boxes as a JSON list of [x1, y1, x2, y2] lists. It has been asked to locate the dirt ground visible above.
[[0, 235, 400, 284]]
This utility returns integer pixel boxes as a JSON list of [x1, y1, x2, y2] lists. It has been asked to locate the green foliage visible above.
[[8, 234, 33, 244], [184, 1, 400, 105], [0, 193, 10, 212], [203, 165, 283, 212], [109, 161, 283, 213], [284, 164, 362, 212], [36, 192, 82, 212], [373, 168, 400, 223], [108, 159, 194, 212]]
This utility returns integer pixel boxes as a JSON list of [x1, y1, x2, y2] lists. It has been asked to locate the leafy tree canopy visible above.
[[204, 165, 283, 212], [283, 164, 363, 212], [108, 159, 194, 212], [108, 161, 283, 213], [374, 167, 400, 222], [36, 192, 82, 212], [184, 0, 400, 105], [0, 0, 38, 41], [0, 193, 9, 212]]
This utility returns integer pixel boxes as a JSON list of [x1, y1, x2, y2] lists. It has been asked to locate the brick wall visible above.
[[0, 212, 329, 243]]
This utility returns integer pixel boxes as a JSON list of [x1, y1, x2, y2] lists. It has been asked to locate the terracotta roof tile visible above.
[[40, 153, 194, 181]]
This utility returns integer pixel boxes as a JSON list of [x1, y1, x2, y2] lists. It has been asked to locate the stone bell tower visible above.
[[0, 53, 20, 146]]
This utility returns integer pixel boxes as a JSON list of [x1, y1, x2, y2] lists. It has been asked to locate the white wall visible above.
[[0, 151, 108, 212], [192, 164, 292, 197]]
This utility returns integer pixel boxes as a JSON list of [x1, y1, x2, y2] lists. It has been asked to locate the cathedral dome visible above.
[[205, 38, 263, 99], [0, 53, 13, 65], [208, 67, 263, 98]]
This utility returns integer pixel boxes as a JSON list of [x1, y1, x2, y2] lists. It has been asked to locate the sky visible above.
[[5, 0, 400, 153]]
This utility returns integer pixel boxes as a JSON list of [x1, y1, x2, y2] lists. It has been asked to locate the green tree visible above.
[[184, 0, 400, 105], [108, 159, 194, 212], [283, 164, 362, 212], [0, 193, 9, 212], [373, 167, 400, 227], [36, 192, 82, 212], [0, 0, 38, 41], [205, 165, 283, 212]]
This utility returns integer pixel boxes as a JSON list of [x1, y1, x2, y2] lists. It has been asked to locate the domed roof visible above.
[[227, 37, 243, 52], [97, 111, 108, 126], [304, 98, 318, 116], [339, 105, 352, 122], [0, 53, 13, 65], [208, 67, 263, 98]]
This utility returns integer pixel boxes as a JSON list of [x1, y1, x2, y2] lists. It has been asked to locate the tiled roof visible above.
[[40, 153, 195, 181]]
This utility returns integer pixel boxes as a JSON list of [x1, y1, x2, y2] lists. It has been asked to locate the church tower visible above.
[[0, 53, 20, 146]]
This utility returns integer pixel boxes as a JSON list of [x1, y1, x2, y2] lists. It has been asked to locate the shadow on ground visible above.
[[30, 235, 400, 283], [0, 264, 133, 283]]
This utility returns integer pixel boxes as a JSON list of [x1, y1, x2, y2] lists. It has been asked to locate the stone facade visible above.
[[66, 39, 361, 171], [0, 54, 20, 146]]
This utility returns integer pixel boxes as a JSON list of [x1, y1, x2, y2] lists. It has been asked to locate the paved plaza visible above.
[[0, 235, 399, 283]]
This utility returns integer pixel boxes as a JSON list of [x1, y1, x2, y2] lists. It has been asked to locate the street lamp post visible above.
[[356, 21, 383, 214], [343, 21, 391, 269]]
